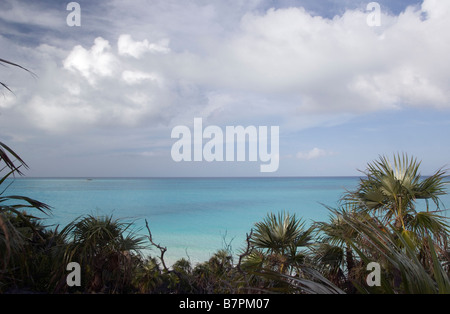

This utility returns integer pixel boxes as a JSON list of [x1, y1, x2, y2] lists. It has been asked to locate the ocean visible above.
[[4, 177, 449, 266]]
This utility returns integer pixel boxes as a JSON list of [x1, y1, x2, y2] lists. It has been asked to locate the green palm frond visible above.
[[61, 214, 147, 262], [345, 153, 448, 231], [251, 211, 311, 255], [341, 212, 450, 294], [315, 205, 367, 246], [254, 266, 346, 294], [407, 210, 449, 242], [309, 243, 344, 270]]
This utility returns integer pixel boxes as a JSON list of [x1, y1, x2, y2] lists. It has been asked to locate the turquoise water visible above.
[[4, 177, 449, 265]]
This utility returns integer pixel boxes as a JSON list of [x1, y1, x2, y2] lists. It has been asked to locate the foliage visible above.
[[59, 214, 147, 293], [0, 141, 52, 292], [341, 211, 450, 294], [247, 211, 313, 274]]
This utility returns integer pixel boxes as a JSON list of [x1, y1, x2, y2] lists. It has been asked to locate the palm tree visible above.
[[0, 142, 51, 291], [60, 215, 147, 292], [248, 211, 313, 274], [344, 153, 449, 241], [133, 257, 166, 293], [312, 205, 371, 292], [340, 154, 450, 291], [341, 211, 450, 294]]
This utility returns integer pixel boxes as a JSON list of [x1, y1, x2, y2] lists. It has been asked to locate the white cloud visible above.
[[121, 70, 163, 86], [63, 37, 118, 86], [163, 1, 450, 118], [117, 34, 170, 58], [0, 93, 16, 109], [26, 95, 99, 132], [12, 35, 173, 133], [296, 148, 330, 160], [10, 0, 450, 135], [421, 0, 450, 19]]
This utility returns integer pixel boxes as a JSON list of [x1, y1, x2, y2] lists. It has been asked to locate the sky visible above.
[[1, 0, 449, 177]]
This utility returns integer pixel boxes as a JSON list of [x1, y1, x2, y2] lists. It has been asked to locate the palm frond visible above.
[[251, 211, 310, 254], [341, 212, 450, 294], [0, 141, 28, 175], [254, 267, 346, 294], [0, 58, 36, 91]]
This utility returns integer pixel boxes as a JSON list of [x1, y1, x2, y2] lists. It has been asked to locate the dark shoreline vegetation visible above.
[[1, 142, 449, 294]]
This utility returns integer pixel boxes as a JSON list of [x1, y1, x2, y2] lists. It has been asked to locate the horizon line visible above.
[[14, 175, 365, 179]]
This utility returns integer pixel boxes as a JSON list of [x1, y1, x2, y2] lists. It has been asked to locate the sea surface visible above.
[[4, 177, 449, 266]]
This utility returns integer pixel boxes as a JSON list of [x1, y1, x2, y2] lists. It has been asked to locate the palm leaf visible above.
[[0, 58, 36, 91], [254, 267, 346, 294], [0, 142, 28, 175], [341, 213, 450, 294]]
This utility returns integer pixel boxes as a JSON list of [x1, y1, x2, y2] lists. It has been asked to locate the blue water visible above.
[[4, 177, 449, 265]]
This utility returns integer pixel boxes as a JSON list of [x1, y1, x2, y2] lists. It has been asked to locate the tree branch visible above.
[[145, 219, 170, 273]]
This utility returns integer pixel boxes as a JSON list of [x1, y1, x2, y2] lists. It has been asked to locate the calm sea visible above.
[[4, 177, 449, 265]]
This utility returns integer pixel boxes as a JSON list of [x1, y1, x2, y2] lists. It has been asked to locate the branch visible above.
[[237, 229, 254, 285], [145, 219, 170, 273]]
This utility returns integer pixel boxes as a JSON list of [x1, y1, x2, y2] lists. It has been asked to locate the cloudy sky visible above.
[[1, 0, 449, 177]]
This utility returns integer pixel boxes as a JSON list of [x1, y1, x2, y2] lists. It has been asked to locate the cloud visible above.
[[0, 35, 175, 133], [121, 70, 163, 86], [6, 0, 450, 134], [118, 34, 171, 58], [296, 148, 330, 160], [215, 3, 450, 113], [63, 37, 118, 86]]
